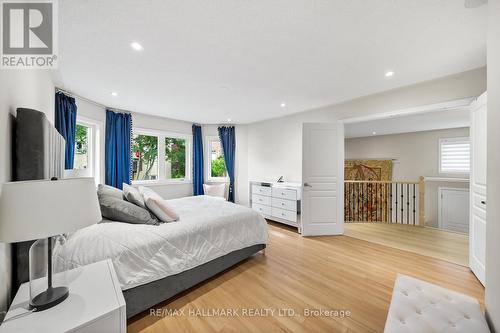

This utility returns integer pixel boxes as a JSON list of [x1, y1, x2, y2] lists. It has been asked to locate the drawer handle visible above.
[[281, 202, 285, 206], [281, 213, 285, 216], [281, 192, 285, 195]]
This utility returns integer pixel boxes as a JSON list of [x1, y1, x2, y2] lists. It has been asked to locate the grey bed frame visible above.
[[124, 244, 265, 318], [13, 108, 266, 319]]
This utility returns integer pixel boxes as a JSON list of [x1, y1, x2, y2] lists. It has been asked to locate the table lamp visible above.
[[0, 178, 101, 311]]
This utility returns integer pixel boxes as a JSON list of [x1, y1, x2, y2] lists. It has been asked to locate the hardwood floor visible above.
[[128, 222, 483, 333], [344, 222, 469, 266]]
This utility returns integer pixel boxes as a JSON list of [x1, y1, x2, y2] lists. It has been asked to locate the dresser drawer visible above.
[[252, 194, 271, 206], [272, 188, 297, 201], [252, 185, 272, 197], [252, 203, 272, 216], [272, 207, 297, 222], [272, 197, 296, 212]]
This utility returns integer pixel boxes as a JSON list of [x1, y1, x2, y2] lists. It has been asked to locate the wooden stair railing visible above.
[[344, 176, 425, 226]]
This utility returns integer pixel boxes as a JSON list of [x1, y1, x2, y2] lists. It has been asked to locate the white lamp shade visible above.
[[0, 178, 101, 243]]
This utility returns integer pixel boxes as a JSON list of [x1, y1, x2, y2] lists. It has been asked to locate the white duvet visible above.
[[54, 195, 268, 290]]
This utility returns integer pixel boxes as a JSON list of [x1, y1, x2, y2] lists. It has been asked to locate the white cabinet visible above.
[[250, 181, 301, 230], [0, 260, 126, 333]]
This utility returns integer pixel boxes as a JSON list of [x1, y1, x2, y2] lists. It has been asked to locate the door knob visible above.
[[304, 183, 312, 187], [481, 200, 486, 205]]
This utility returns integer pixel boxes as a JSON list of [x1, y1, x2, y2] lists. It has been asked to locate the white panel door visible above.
[[439, 188, 470, 234], [470, 92, 487, 285], [301, 123, 344, 236]]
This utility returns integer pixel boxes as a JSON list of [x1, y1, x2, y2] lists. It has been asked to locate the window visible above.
[[65, 116, 102, 184], [207, 136, 228, 181], [132, 134, 159, 181], [74, 123, 90, 170], [439, 137, 470, 174], [132, 128, 191, 184], [165, 137, 186, 179]]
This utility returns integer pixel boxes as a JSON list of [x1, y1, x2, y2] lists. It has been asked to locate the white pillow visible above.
[[138, 186, 179, 222], [123, 183, 146, 208], [203, 183, 226, 199]]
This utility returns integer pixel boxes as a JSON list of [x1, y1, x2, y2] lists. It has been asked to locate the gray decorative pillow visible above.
[[99, 195, 159, 225], [123, 183, 146, 208], [97, 184, 124, 200]]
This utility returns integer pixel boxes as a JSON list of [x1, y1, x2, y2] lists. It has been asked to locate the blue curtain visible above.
[[192, 124, 204, 196], [105, 110, 132, 189], [55, 92, 77, 169], [218, 126, 236, 202]]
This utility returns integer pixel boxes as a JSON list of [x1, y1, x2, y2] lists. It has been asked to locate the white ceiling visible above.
[[345, 108, 471, 138], [56, 0, 487, 124]]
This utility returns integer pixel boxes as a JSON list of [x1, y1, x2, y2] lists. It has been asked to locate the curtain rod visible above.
[[55, 87, 106, 108], [55, 87, 131, 114]]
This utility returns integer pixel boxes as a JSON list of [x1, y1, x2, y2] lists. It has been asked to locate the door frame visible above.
[[339, 98, 474, 225], [437, 186, 470, 231], [340, 98, 474, 124]]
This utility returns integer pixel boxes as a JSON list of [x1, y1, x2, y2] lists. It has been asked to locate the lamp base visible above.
[[30, 286, 69, 311]]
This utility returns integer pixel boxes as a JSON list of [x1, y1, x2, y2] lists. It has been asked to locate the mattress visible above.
[[54, 195, 268, 290]]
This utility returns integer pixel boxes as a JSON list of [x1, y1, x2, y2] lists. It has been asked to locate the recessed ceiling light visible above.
[[385, 71, 395, 77], [280, 102, 287, 108], [372, 131, 377, 135], [130, 42, 143, 51], [111, 92, 118, 97]]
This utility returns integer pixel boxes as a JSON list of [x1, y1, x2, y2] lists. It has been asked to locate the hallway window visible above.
[[439, 137, 470, 174]]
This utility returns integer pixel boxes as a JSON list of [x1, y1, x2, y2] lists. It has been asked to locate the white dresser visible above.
[[250, 181, 302, 231]]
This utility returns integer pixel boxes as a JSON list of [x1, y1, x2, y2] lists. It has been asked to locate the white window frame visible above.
[[438, 137, 471, 176], [65, 116, 103, 185], [132, 127, 192, 185], [205, 135, 229, 183]]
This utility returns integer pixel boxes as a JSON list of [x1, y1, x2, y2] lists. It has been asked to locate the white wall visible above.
[[345, 128, 470, 227], [247, 67, 486, 183], [486, 0, 500, 330], [235, 125, 249, 205], [0, 70, 55, 318]]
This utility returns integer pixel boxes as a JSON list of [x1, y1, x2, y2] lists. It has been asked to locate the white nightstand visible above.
[[0, 260, 126, 333]]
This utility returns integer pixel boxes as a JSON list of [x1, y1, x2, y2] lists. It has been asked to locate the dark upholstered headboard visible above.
[[15, 108, 65, 181], [12, 108, 65, 291]]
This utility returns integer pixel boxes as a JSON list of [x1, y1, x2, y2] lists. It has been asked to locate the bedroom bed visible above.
[[53, 195, 268, 318], [13, 108, 267, 318]]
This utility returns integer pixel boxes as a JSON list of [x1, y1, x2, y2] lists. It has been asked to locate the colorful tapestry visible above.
[[344, 160, 392, 181], [344, 160, 392, 222]]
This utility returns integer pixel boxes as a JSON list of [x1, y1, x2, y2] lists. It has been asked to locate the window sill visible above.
[[132, 180, 192, 187], [426, 176, 470, 183], [438, 172, 470, 178], [206, 178, 230, 183]]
